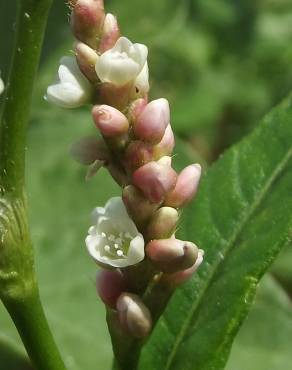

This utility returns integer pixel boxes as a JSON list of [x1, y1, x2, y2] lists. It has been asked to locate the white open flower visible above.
[[135, 62, 149, 95], [95, 37, 148, 87], [46, 56, 92, 108], [0, 77, 4, 95], [86, 197, 145, 268]]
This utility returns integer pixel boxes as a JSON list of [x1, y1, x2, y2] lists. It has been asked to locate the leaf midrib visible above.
[[164, 144, 292, 370]]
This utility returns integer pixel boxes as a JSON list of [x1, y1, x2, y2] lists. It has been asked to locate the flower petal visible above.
[[104, 197, 130, 220], [46, 56, 92, 108], [127, 234, 145, 264], [95, 37, 148, 86], [135, 62, 149, 95], [112, 36, 133, 53], [130, 43, 148, 67], [96, 53, 140, 85], [46, 83, 87, 108]]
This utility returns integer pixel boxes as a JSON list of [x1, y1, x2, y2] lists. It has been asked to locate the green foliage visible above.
[[1, 1, 292, 369], [139, 96, 292, 370], [226, 275, 292, 370]]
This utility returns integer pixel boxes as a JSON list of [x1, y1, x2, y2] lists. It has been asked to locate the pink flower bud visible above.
[[75, 42, 99, 83], [146, 207, 179, 240], [122, 185, 159, 225], [99, 13, 120, 53], [132, 161, 177, 203], [92, 105, 129, 138], [116, 293, 152, 338], [71, 0, 105, 49], [146, 239, 199, 273], [133, 98, 170, 144], [165, 164, 201, 208], [124, 141, 154, 172], [153, 124, 175, 160], [96, 269, 126, 308], [163, 249, 204, 286], [128, 98, 148, 122], [70, 136, 109, 164]]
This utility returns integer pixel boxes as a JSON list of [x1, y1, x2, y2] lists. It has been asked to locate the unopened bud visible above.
[[165, 164, 201, 208], [132, 161, 177, 203], [92, 105, 129, 138], [133, 98, 170, 144], [71, 0, 105, 49], [153, 124, 175, 160], [146, 239, 198, 273], [147, 207, 179, 239], [99, 13, 120, 53], [124, 141, 154, 172], [116, 293, 152, 338], [75, 42, 99, 83], [96, 269, 126, 308], [163, 249, 204, 285], [128, 98, 148, 122], [122, 185, 159, 225], [70, 136, 109, 164]]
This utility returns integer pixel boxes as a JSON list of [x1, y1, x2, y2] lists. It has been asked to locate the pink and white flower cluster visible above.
[[46, 0, 204, 339]]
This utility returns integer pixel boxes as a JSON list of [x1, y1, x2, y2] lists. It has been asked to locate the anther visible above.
[[104, 245, 111, 252]]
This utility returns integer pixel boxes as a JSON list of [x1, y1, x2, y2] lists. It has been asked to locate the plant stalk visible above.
[[0, 0, 67, 369], [0, 0, 52, 195], [3, 289, 66, 370]]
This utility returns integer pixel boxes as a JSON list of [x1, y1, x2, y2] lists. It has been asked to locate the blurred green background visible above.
[[0, 0, 292, 369]]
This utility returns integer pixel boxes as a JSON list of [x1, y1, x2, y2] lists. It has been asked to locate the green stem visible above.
[[0, 0, 52, 195], [0, 0, 67, 369], [3, 289, 66, 370]]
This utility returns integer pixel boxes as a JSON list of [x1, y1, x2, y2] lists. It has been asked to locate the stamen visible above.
[[104, 245, 111, 252], [114, 243, 119, 249], [116, 250, 123, 257], [101, 232, 106, 238]]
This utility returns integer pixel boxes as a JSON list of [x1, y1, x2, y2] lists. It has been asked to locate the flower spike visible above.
[[46, 0, 204, 345]]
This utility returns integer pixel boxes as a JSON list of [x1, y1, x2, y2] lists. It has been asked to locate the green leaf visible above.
[[139, 95, 292, 370], [226, 275, 292, 370]]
